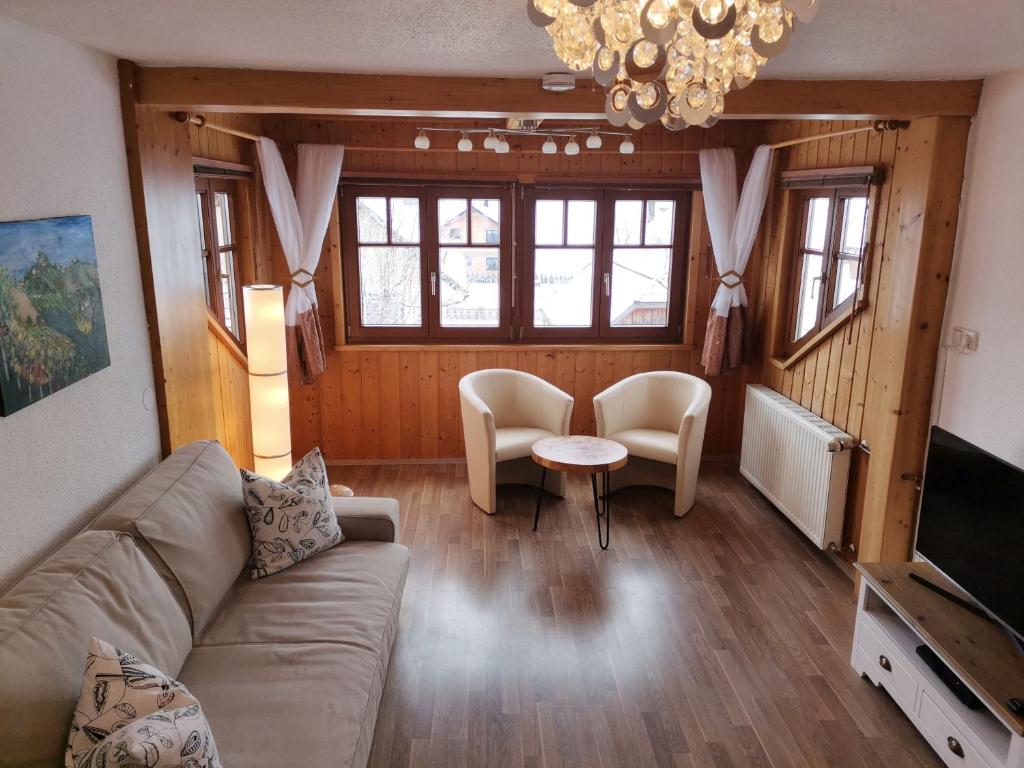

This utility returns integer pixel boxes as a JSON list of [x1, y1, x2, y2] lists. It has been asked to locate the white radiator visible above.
[[739, 385, 854, 549]]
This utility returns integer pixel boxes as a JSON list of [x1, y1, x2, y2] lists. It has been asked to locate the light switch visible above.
[[950, 327, 964, 351], [950, 326, 979, 354]]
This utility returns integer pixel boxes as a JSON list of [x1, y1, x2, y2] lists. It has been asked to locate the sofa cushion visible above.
[[90, 440, 250, 638], [0, 531, 192, 767], [197, 541, 409, 648], [178, 641, 392, 768], [240, 448, 342, 580], [607, 428, 679, 464], [495, 427, 554, 462], [67, 636, 220, 768]]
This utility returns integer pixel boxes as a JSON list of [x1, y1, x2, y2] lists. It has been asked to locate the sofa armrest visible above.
[[332, 497, 400, 543]]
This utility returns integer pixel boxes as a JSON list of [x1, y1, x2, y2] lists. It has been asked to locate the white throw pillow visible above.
[[66, 637, 220, 768], [240, 447, 343, 580]]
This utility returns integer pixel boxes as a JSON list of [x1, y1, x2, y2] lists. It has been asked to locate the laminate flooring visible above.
[[329, 462, 940, 768]]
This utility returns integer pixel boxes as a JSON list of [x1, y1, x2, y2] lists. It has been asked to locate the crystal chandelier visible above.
[[529, 0, 819, 130]]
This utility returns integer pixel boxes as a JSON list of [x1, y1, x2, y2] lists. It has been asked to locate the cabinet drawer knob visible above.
[[878, 655, 891, 672], [947, 737, 964, 759]]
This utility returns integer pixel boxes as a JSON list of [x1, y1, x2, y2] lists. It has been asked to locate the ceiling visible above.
[[3, 0, 1023, 81]]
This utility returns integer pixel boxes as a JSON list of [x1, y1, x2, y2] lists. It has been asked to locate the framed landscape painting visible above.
[[0, 215, 110, 416]]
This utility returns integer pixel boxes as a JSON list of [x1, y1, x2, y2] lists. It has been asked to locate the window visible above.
[[340, 181, 689, 345], [522, 188, 689, 342], [341, 184, 512, 342], [789, 186, 870, 347], [195, 177, 245, 342]]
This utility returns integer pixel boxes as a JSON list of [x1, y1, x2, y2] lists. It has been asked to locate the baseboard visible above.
[[325, 458, 467, 466], [325, 455, 739, 467]]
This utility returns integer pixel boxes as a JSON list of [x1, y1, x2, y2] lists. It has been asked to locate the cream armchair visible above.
[[594, 371, 712, 517], [459, 369, 574, 514]]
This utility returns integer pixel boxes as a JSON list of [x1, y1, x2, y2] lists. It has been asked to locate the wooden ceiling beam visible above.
[[130, 64, 983, 120]]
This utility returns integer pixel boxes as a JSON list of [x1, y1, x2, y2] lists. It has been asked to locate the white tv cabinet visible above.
[[853, 563, 1024, 768]]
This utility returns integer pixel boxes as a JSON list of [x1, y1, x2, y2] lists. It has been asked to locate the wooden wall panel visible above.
[[751, 117, 971, 561], [207, 324, 254, 470], [119, 67, 218, 454], [218, 115, 768, 462]]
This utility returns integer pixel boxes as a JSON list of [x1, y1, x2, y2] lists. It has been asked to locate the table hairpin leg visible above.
[[533, 466, 548, 532], [590, 471, 611, 550]]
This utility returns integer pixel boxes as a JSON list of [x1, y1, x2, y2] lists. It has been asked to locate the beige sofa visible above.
[[0, 440, 409, 768]]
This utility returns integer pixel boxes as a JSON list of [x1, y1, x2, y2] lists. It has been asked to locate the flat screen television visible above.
[[915, 426, 1024, 640]]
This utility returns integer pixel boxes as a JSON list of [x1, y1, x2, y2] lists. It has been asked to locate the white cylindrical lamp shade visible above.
[[243, 285, 292, 480]]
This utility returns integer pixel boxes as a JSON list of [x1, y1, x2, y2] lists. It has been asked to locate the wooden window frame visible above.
[[339, 179, 691, 346], [520, 187, 605, 342], [195, 176, 246, 345], [785, 181, 874, 356], [521, 186, 689, 343], [341, 182, 514, 344]]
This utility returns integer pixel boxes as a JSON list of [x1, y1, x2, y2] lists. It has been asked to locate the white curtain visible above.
[[699, 144, 774, 375], [256, 139, 345, 326]]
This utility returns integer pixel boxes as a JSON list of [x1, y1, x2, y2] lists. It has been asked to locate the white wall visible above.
[[934, 70, 1024, 468], [0, 18, 161, 590]]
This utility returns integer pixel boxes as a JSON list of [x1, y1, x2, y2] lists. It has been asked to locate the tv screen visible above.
[[915, 426, 1024, 639]]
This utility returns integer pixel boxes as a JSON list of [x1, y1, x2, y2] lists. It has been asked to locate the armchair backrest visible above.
[[459, 369, 545, 429], [616, 371, 712, 433]]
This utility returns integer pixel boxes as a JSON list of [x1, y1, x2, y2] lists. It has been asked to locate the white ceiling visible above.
[[3, 0, 1023, 81]]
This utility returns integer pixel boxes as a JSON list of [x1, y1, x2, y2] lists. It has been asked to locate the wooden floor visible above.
[[331, 461, 941, 768]]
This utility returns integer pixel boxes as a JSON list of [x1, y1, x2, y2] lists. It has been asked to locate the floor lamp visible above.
[[243, 285, 292, 480]]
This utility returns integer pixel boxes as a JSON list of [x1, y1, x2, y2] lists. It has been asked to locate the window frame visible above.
[[786, 184, 872, 354], [341, 182, 515, 344], [520, 186, 605, 342], [599, 188, 690, 343], [339, 179, 691, 346], [519, 186, 691, 343], [194, 176, 246, 345], [425, 186, 514, 341]]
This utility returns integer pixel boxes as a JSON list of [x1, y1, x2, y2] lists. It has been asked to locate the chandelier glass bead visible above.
[[529, 0, 819, 129]]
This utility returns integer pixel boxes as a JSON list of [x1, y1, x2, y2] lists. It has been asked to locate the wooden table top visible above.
[[857, 561, 1024, 736], [532, 436, 628, 473]]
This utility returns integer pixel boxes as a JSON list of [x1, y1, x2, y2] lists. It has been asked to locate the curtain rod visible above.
[[176, 112, 909, 154], [770, 120, 909, 150]]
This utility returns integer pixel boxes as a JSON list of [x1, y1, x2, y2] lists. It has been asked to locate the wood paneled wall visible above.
[[176, 109, 970, 562], [750, 117, 971, 560], [119, 64, 218, 454], [207, 322, 254, 470], [221, 116, 769, 462]]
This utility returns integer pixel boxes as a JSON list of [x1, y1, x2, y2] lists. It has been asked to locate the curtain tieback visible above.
[[290, 268, 315, 288], [719, 270, 743, 288]]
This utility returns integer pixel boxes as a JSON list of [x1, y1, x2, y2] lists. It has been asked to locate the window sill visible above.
[[207, 311, 247, 365], [335, 343, 696, 353], [769, 305, 859, 371]]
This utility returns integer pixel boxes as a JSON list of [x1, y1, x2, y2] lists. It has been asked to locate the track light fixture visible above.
[[411, 126, 634, 155]]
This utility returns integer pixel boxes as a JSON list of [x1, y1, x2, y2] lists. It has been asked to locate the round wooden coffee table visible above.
[[531, 436, 628, 550]]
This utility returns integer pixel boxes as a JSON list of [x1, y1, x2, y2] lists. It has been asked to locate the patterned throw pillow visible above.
[[66, 637, 220, 768], [240, 447, 343, 580]]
